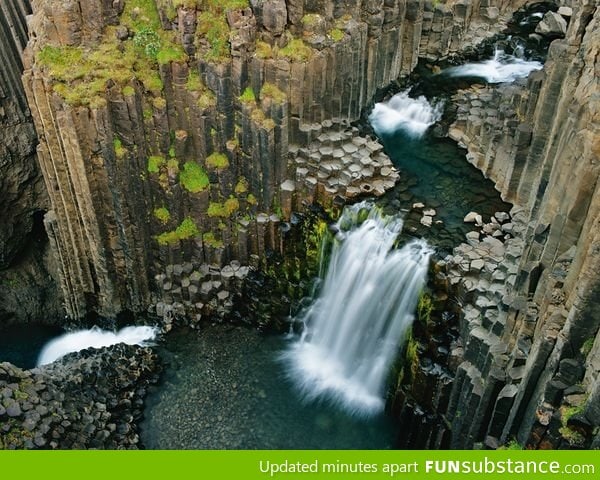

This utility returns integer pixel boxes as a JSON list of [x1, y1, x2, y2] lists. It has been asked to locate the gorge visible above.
[[0, 0, 599, 451]]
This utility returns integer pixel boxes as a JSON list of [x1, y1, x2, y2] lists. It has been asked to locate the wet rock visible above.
[[557, 7, 573, 18], [535, 11, 567, 37], [464, 211, 482, 224]]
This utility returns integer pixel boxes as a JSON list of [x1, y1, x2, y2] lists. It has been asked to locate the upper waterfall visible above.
[[369, 90, 443, 139], [283, 202, 433, 416], [443, 48, 543, 83]]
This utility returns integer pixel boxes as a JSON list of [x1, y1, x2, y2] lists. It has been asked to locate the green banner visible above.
[[1, 450, 599, 479]]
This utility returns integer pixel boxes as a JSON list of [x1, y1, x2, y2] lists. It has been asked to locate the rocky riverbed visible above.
[[0, 344, 159, 449]]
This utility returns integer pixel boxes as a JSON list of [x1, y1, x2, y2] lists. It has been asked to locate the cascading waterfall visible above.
[[369, 90, 443, 138], [37, 325, 158, 366], [283, 202, 433, 416], [444, 48, 543, 83]]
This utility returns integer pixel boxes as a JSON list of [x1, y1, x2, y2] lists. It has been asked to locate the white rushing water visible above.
[[369, 90, 443, 138], [284, 203, 433, 416], [37, 325, 158, 366], [444, 48, 543, 83]]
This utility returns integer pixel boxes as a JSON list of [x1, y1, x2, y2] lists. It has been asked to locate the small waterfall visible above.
[[444, 48, 542, 83], [37, 325, 158, 366], [284, 203, 433, 416], [369, 90, 443, 138]]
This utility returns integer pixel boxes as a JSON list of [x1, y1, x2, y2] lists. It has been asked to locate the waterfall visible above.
[[444, 48, 542, 83], [369, 90, 443, 138], [37, 326, 158, 366], [283, 203, 433, 416]]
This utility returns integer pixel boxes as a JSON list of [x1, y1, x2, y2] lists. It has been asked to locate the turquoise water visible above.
[[140, 326, 395, 449], [376, 130, 511, 254], [0, 324, 64, 369]]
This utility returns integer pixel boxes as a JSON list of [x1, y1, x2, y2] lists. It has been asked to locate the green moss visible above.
[[234, 177, 248, 194], [239, 86, 256, 104], [180, 161, 209, 192], [559, 426, 586, 446], [329, 28, 345, 42], [172, 0, 198, 8], [246, 193, 257, 205], [167, 158, 180, 173], [250, 108, 276, 129], [279, 38, 313, 62], [404, 332, 419, 384], [153, 207, 171, 223], [255, 41, 273, 59], [301, 14, 321, 27], [197, 91, 216, 109], [147, 155, 165, 173], [417, 292, 433, 327], [197, 10, 230, 61], [113, 138, 127, 159], [207, 197, 239, 217], [157, 43, 187, 64], [203, 232, 224, 248], [122, 85, 136, 96], [168, 145, 176, 158], [561, 405, 585, 427], [153, 97, 166, 110], [186, 70, 203, 91], [144, 73, 164, 93], [156, 217, 200, 245], [121, 0, 161, 31], [35, 0, 186, 108], [581, 338, 595, 357], [206, 152, 229, 169], [260, 82, 286, 103], [499, 440, 523, 450]]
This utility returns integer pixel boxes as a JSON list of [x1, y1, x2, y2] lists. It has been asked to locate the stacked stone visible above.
[[442, 205, 530, 448], [442, 3, 600, 449], [289, 123, 399, 207], [418, 0, 529, 61], [0, 344, 159, 449], [19, 0, 528, 322], [153, 261, 250, 329]]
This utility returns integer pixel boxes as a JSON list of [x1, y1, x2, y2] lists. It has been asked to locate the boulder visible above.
[[464, 211, 482, 224], [535, 11, 567, 37], [557, 6, 573, 18], [421, 215, 433, 227]]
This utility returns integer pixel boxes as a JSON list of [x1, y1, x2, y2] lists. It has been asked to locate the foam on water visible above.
[[369, 90, 443, 138], [37, 325, 158, 366], [283, 203, 433, 416], [444, 49, 543, 83]]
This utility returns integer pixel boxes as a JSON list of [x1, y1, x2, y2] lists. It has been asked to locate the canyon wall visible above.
[[444, 0, 600, 448], [21, 0, 525, 321], [0, 0, 60, 324], [7, 0, 599, 451]]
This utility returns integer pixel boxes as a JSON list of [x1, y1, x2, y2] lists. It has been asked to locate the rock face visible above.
[[20, 0, 525, 320], [443, 0, 600, 448], [0, 344, 159, 449], [0, 0, 39, 268], [0, 0, 61, 324]]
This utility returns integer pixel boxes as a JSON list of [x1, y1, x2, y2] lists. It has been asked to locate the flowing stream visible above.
[[369, 90, 443, 138], [443, 48, 543, 83], [283, 203, 432, 416], [36, 326, 158, 366]]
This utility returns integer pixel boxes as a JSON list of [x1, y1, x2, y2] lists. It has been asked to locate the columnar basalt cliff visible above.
[[21, 0, 524, 321], [443, 1, 600, 448], [0, 0, 60, 324], [2, 0, 599, 451]]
